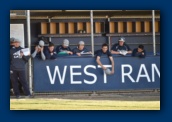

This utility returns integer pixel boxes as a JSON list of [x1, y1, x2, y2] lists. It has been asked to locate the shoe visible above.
[[25, 95, 34, 98], [10, 89, 14, 95]]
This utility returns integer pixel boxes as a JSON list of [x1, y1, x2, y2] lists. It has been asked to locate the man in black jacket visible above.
[[111, 37, 132, 56], [10, 38, 23, 95], [56, 39, 73, 55], [132, 45, 146, 58], [72, 41, 91, 56], [10, 39, 32, 98], [96, 43, 115, 74], [45, 43, 57, 59]]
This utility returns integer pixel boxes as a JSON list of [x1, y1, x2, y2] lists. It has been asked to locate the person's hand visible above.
[[102, 66, 106, 70], [118, 51, 122, 55], [67, 51, 73, 55], [35, 46, 39, 51], [40, 47, 44, 52], [50, 52, 53, 56], [76, 53, 81, 56], [111, 70, 114, 74]]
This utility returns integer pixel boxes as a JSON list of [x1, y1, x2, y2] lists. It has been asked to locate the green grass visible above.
[[10, 98, 160, 110]]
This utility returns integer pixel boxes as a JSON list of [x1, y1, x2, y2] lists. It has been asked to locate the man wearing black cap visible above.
[[56, 39, 73, 55], [111, 37, 132, 56], [10, 39, 32, 98]]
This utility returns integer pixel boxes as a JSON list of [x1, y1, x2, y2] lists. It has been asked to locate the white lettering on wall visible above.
[[46, 66, 67, 84], [70, 65, 82, 84], [46, 63, 160, 85], [84, 65, 97, 84], [97, 65, 111, 83], [152, 64, 160, 82], [121, 64, 135, 83], [136, 64, 151, 82]]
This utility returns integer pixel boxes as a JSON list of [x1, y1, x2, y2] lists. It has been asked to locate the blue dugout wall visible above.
[[33, 55, 160, 92]]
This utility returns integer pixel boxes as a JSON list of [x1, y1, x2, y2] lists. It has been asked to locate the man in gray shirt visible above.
[[31, 40, 46, 60]]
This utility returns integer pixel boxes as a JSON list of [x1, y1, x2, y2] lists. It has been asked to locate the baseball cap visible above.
[[14, 38, 21, 43], [78, 41, 85, 45], [118, 37, 125, 42], [39, 40, 44, 46], [63, 39, 69, 46]]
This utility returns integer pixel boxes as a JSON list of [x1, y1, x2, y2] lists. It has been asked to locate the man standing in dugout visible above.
[[10, 39, 33, 98], [96, 43, 115, 75]]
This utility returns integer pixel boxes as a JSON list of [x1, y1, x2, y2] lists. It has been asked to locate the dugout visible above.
[[10, 10, 160, 94]]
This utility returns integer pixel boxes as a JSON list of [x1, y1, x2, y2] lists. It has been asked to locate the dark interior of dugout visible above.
[[10, 19, 160, 54]]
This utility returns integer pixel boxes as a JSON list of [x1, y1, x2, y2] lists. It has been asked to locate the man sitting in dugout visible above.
[[31, 40, 46, 60], [96, 43, 115, 75], [72, 41, 92, 56], [45, 43, 57, 59], [56, 39, 73, 55], [132, 45, 146, 58], [111, 37, 132, 56]]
